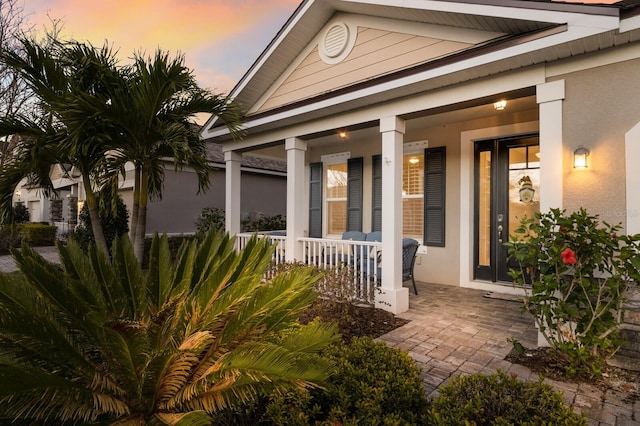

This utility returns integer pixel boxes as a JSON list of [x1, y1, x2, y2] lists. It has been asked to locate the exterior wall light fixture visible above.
[[493, 100, 507, 110], [574, 145, 589, 168]]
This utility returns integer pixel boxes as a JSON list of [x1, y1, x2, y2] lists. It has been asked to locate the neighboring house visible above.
[[201, 0, 640, 314], [12, 145, 287, 235]]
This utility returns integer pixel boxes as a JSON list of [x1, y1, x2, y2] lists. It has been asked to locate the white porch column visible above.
[[379, 116, 409, 314], [625, 122, 640, 235], [537, 80, 565, 213], [285, 137, 307, 261], [224, 150, 242, 235]]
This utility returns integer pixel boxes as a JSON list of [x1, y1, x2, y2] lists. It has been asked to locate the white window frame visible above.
[[403, 141, 428, 243], [322, 152, 350, 237]]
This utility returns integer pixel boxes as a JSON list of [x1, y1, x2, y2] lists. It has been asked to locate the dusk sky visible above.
[[23, 0, 620, 96], [24, 0, 301, 95]]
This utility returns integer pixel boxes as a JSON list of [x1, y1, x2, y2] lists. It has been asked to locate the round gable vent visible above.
[[319, 22, 355, 64], [324, 23, 349, 57]]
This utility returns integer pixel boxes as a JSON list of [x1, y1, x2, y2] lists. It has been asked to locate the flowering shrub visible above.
[[507, 208, 640, 377]]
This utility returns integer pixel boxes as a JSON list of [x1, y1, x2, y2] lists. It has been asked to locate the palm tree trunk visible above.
[[130, 166, 140, 246], [82, 177, 109, 255], [132, 169, 148, 263]]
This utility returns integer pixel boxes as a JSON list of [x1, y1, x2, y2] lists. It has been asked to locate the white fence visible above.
[[235, 233, 381, 304]]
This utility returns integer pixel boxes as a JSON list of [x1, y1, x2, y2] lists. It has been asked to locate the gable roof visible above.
[[201, 0, 640, 143]]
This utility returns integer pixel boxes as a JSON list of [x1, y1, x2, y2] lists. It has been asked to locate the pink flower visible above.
[[561, 248, 577, 265]]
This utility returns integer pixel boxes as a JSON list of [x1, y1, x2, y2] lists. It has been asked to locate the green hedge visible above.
[[1, 224, 57, 251], [17, 224, 57, 246]]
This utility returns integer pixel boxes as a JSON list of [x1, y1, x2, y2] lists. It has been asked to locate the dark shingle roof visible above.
[[208, 144, 286, 173]]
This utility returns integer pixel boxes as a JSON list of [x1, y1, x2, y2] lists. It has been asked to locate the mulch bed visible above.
[[505, 346, 640, 403], [299, 299, 410, 341]]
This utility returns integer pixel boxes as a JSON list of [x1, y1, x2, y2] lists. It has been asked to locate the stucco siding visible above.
[[258, 26, 472, 113], [558, 57, 640, 231], [145, 169, 286, 235]]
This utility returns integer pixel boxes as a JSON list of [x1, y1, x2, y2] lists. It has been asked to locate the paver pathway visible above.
[[0, 246, 59, 273], [379, 282, 639, 426]]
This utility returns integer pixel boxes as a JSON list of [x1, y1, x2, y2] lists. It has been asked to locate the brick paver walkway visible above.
[[379, 282, 639, 426], [0, 246, 59, 273]]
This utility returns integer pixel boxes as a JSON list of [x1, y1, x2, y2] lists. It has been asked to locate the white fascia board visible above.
[[220, 65, 545, 151], [620, 14, 640, 33], [345, 0, 617, 25]]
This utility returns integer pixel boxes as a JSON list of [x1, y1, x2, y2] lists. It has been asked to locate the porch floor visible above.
[[379, 281, 638, 425]]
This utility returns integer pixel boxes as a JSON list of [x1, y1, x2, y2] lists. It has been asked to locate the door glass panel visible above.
[[478, 151, 491, 266], [508, 146, 540, 242]]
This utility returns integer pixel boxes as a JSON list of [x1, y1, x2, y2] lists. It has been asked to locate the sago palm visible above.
[[0, 231, 338, 425]]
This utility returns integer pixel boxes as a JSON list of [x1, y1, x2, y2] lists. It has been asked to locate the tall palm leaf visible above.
[[0, 230, 337, 424], [0, 38, 124, 252], [104, 50, 243, 261]]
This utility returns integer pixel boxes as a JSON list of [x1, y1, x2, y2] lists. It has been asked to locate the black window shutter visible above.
[[309, 162, 323, 238], [371, 155, 382, 232], [346, 157, 363, 231], [424, 147, 446, 247]]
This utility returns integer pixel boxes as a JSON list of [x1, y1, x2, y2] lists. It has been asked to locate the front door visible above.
[[474, 135, 540, 282]]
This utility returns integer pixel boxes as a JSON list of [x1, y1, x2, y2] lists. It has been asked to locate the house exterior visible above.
[[12, 145, 286, 235], [200, 0, 640, 314]]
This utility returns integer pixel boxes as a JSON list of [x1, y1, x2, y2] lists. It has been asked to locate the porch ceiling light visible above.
[[338, 130, 348, 140], [493, 100, 507, 111], [409, 157, 420, 165], [574, 145, 589, 168]]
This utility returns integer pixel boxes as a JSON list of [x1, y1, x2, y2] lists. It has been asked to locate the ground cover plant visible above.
[[507, 208, 640, 378], [0, 230, 338, 424]]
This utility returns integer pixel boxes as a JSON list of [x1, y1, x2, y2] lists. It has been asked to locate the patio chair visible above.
[[359, 231, 382, 281], [402, 238, 419, 295], [332, 231, 367, 265]]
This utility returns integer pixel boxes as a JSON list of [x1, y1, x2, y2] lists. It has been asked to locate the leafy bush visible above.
[[12, 202, 29, 223], [196, 207, 225, 237], [16, 223, 57, 246], [507, 208, 640, 378], [264, 337, 429, 425], [71, 193, 129, 252], [428, 371, 586, 425], [244, 214, 286, 232]]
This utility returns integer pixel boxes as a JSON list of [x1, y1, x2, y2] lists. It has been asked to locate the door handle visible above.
[[497, 225, 503, 244]]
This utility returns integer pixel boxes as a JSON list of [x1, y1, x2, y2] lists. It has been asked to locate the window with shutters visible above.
[[326, 162, 348, 235], [403, 153, 424, 239]]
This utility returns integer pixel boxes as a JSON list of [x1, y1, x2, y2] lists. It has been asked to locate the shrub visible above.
[[196, 207, 225, 237], [0, 225, 21, 253], [264, 337, 430, 425], [71, 193, 129, 252], [17, 223, 57, 246], [244, 214, 286, 232], [428, 371, 586, 425], [12, 202, 30, 223], [507, 208, 640, 378]]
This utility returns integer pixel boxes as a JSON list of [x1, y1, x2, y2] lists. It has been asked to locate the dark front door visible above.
[[474, 135, 540, 282]]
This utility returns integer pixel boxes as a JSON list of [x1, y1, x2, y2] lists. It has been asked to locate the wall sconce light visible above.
[[493, 100, 507, 111], [338, 130, 348, 140], [573, 145, 589, 168], [409, 157, 420, 165]]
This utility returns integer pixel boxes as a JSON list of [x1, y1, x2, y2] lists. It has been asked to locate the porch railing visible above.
[[235, 233, 381, 304]]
